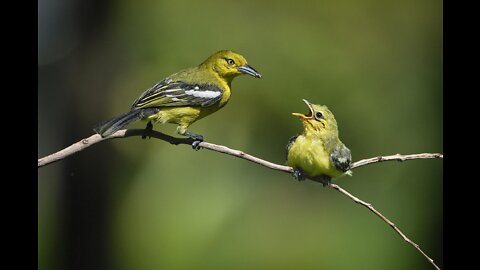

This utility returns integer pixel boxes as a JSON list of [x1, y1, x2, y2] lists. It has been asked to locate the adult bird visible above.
[[286, 99, 352, 186], [94, 50, 261, 147]]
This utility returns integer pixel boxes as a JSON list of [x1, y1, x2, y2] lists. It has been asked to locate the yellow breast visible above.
[[143, 76, 231, 128], [287, 135, 343, 178], [145, 107, 200, 125]]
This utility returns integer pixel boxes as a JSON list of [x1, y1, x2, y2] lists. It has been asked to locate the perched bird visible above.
[[94, 50, 261, 146], [286, 99, 352, 186]]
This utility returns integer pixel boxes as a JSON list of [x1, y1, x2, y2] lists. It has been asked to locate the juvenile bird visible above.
[[94, 50, 261, 147], [286, 99, 352, 186]]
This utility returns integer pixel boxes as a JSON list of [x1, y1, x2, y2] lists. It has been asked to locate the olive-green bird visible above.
[[94, 50, 261, 146], [286, 99, 352, 186]]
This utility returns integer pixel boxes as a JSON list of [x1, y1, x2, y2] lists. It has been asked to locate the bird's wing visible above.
[[131, 79, 223, 110], [286, 134, 299, 160], [330, 144, 352, 172]]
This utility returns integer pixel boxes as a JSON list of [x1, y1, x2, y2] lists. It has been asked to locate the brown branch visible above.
[[38, 129, 442, 171], [351, 153, 443, 169], [329, 183, 441, 270], [38, 129, 193, 167], [37, 129, 443, 269]]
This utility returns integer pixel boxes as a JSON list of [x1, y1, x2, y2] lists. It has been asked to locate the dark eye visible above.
[[227, 58, 235, 66], [315, 112, 323, 120]]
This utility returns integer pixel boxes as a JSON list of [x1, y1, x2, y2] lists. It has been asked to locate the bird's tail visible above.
[[93, 108, 158, 137]]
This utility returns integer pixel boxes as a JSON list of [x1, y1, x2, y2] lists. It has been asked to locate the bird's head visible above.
[[201, 50, 262, 80], [292, 99, 339, 137]]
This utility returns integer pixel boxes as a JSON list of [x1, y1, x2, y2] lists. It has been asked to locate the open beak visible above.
[[237, 65, 262, 78], [292, 99, 314, 120]]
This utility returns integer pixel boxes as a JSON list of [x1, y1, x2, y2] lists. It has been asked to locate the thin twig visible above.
[[351, 153, 443, 169], [196, 141, 294, 173], [37, 129, 443, 269], [38, 129, 191, 167], [329, 183, 441, 270], [38, 129, 442, 171]]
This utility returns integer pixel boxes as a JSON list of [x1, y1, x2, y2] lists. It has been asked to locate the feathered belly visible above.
[[145, 105, 224, 126], [145, 107, 201, 125], [287, 137, 341, 178]]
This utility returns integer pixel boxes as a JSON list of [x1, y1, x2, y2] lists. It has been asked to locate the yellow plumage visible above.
[[287, 135, 343, 178], [94, 50, 261, 143], [286, 99, 352, 185]]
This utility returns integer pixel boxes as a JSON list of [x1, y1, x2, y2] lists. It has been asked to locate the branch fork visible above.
[[38, 129, 443, 269]]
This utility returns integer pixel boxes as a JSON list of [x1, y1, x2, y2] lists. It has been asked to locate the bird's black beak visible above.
[[237, 65, 262, 78]]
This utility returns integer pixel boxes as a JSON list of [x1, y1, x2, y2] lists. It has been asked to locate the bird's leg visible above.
[[177, 126, 204, 150], [183, 131, 204, 141], [312, 175, 332, 187], [292, 168, 307, 181], [142, 121, 153, 139]]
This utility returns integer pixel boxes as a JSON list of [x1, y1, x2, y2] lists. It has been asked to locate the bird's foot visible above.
[[312, 175, 332, 187], [292, 168, 307, 181], [142, 121, 153, 139], [192, 140, 202, 150], [184, 131, 204, 150]]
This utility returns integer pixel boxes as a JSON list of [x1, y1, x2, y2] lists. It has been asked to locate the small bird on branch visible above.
[[286, 99, 352, 186], [93, 50, 261, 148]]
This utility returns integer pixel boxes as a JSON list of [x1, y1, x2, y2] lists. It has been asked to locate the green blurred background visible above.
[[38, 0, 442, 269]]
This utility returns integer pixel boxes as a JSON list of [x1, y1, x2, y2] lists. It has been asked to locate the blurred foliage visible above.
[[38, 0, 442, 269]]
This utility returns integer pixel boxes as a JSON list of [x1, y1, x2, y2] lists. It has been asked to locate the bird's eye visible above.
[[315, 112, 324, 120], [227, 59, 235, 66]]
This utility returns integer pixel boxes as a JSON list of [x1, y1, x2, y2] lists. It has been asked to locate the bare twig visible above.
[[38, 129, 192, 167], [329, 183, 441, 270], [38, 129, 442, 171], [351, 153, 443, 169], [37, 129, 443, 269]]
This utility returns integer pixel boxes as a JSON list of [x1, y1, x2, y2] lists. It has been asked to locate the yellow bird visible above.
[[286, 99, 352, 186], [94, 50, 261, 147]]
